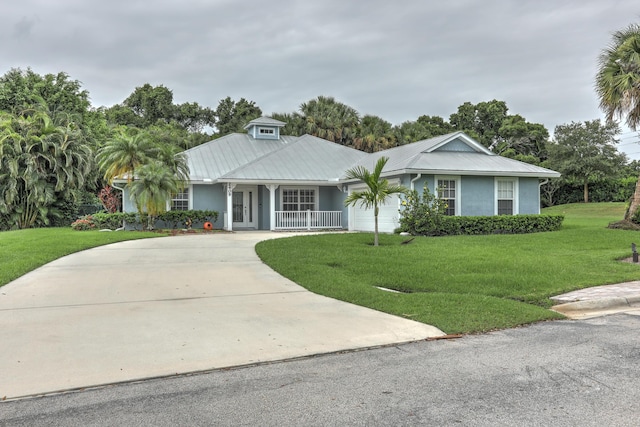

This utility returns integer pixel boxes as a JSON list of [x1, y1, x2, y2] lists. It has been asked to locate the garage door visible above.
[[350, 192, 400, 233]]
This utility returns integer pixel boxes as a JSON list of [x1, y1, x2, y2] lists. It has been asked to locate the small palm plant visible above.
[[344, 156, 408, 246]]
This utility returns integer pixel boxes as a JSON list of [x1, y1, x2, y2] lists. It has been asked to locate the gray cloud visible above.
[[2, 0, 640, 156]]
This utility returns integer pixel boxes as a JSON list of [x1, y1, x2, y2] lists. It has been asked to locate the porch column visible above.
[[266, 184, 279, 231], [225, 183, 236, 231]]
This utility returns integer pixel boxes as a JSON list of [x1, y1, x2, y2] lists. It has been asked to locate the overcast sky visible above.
[[3, 1, 640, 157]]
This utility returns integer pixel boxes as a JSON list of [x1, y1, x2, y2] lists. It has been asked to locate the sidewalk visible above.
[[551, 282, 640, 319]]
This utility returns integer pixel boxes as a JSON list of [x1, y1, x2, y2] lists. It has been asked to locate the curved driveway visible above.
[[0, 232, 443, 399]]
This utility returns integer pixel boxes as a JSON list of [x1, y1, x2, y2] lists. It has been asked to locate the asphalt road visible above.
[[2, 313, 639, 426]]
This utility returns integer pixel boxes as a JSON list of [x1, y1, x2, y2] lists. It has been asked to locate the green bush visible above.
[[70, 210, 220, 231], [398, 186, 448, 236], [402, 214, 564, 236]]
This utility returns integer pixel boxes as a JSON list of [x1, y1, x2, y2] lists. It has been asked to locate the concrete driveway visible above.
[[0, 232, 443, 399]]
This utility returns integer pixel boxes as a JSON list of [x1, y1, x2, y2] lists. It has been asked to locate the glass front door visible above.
[[232, 187, 257, 228]]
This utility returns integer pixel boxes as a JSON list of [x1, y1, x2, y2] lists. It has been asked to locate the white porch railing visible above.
[[275, 210, 342, 230]]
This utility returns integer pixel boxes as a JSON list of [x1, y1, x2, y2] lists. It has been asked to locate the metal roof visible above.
[[183, 131, 559, 184], [221, 135, 367, 182], [344, 132, 559, 179]]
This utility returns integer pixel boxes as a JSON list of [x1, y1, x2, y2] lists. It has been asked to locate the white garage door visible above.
[[350, 191, 400, 233]]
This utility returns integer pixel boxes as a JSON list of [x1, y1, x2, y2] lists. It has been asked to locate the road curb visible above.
[[551, 294, 640, 315]]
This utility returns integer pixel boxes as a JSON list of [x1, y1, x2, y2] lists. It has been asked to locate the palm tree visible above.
[[596, 23, 640, 219], [0, 107, 93, 228], [127, 161, 180, 230], [96, 130, 156, 183], [300, 96, 360, 147], [344, 156, 408, 246], [155, 142, 190, 184]]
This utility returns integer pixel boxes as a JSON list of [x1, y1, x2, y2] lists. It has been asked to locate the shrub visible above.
[[71, 216, 97, 231], [398, 186, 564, 235], [398, 186, 448, 236], [92, 212, 126, 230], [401, 214, 564, 236]]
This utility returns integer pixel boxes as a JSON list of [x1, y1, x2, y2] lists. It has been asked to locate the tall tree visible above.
[[0, 68, 90, 117], [344, 157, 408, 246], [0, 106, 93, 229], [596, 23, 640, 218], [355, 115, 397, 152], [96, 129, 157, 183], [299, 96, 360, 147], [214, 97, 262, 135], [393, 115, 453, 145], [545, 120, 625, 203]]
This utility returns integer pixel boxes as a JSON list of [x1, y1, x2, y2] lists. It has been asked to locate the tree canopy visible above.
[[545, 120, 625, 203]]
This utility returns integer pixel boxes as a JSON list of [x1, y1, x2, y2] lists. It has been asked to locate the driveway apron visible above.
[[0, 232, 443, 399]]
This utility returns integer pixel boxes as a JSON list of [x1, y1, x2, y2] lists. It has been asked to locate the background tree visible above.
[[596, 23, 640, 218], [449, 99, 549, 163], [299, 96, 360, 147], [0, 105, 93, 229], [214, 97, 262, 135], [355, 115, 397, 152], [545, 120, 625, 203], [393, 115, 453, 146], [344, 157, 407, 246]]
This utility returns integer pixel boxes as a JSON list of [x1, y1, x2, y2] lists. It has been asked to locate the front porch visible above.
[[274, 210, 342, 230], [222, 183, 346, 231]]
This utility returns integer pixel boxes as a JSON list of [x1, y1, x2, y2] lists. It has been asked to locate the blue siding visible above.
[[519, 178, 540, 214], [246, 124, 280, 140], [192, 184, 226, 228], [434, 138, 475, 152], [460, 176, 494, 216], [319, 186, 348, 228]]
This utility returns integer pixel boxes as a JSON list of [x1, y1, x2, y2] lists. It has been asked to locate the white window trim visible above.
[[258, 127, 275, 134], [495, 178, 519, 215], [168, 184, 193, 211], [279, 186, 319, 211], [435, 175, 461, 216]]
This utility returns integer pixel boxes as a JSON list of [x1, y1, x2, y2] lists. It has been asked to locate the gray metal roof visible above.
[[184, 130, 559, 184], [344, 132, 559, 179], [221, 135, 367, 182], [184, 133, 296, 181]]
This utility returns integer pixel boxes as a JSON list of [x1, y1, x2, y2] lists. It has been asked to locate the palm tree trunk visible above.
[[374, 204, 379, 246], [625, 175, 640, 220], [583, 181, 589, 203]]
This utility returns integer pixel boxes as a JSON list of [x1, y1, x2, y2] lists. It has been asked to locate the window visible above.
[[259, 127, 274, 135], [171, 188, 189, 211], [437, 178, 457, 216], [496, 179, 516, 215], [281, 188, 316, 211]]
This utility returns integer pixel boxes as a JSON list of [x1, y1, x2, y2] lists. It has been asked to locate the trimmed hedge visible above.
[[71, 210, 219, 231], [402, 214, 564, 236]]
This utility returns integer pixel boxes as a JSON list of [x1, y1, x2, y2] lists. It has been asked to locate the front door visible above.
[[232, 186, 258, 229]]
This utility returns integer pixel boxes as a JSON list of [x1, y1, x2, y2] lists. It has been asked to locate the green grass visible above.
[[256, 202, 640, 334], [0, 228, 162, 287]]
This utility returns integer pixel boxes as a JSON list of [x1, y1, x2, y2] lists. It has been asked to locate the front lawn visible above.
[[256, 203, 640, 334], [0, 228, 161, 287]]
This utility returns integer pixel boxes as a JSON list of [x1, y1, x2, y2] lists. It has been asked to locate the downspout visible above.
[[410, 173, 422, 191], [111, 182, 126, 230], [539, 179, 549, 214]]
